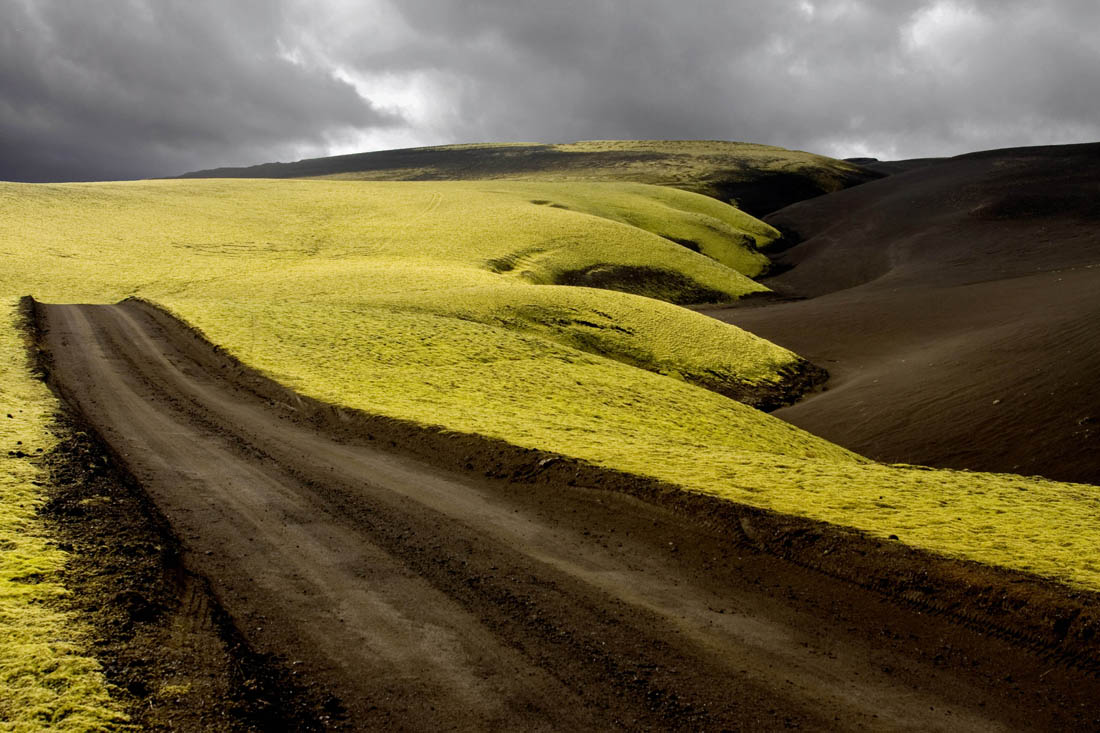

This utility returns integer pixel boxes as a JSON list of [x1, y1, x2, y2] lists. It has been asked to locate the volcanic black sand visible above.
[[709, 142, 1100, 485], [31, 298, 1100, 730]]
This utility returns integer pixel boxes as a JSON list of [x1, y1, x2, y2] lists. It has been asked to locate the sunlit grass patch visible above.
[[161, 298, 851, 463], [0, 298, 126, 731], [498, 181, 778, 276], [159, 297, 1100, 591]]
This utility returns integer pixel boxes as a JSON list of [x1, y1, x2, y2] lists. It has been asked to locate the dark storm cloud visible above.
[[0, 0, 397, 181], [4, 0, 1100, 180], [318, 0, 1100, 159]]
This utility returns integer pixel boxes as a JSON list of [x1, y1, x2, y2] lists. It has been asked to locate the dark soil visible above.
[[26, 296, 1100, 731], [22, 299, 339, 731], [704, 166, 869, 215], [709, 142, 1100, 484], [843, 156, 946, 176], [556, 264, 734, 304], [669, 352, 828, 412], [38, 421, 337, 732]]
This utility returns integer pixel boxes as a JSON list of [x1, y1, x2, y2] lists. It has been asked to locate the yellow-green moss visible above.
[[0, 299, 126, 731], [0, 178, 791, 398]]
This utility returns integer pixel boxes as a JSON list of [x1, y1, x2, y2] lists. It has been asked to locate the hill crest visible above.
[[179, 139, 880, 216]]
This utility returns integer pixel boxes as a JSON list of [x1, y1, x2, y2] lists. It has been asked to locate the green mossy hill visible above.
[[0, 178, 799, 405], [5, 178, 1100, 592], [180, 140, 881, 216]]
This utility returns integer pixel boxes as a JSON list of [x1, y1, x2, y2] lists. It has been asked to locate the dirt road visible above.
[[38, 301, 1100, 731]]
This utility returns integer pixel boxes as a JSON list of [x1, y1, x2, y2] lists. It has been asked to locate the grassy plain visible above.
[[3, 175, 1100, 613], [0, 299, 125, 731]]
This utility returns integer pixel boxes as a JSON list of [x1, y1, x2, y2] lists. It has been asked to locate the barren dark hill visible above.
[[844, 156, 946, 176], [709, 142, 1100, 484], [180, 140, 881, 216]]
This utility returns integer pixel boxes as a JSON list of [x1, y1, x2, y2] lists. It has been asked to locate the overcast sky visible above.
[[3, 0, 1099, 181]]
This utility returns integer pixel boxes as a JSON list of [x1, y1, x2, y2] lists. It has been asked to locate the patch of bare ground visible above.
[[27, 304, 340, 731]]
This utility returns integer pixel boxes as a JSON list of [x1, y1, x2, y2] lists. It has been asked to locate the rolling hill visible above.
[[4, 173, 1100, 590], [9, 147, 1100, 728], [181, 139, 881, 216]]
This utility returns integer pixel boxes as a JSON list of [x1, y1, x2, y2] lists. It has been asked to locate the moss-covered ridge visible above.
[[4, 177, 1100, 592], [0, 178, 807, 404], [181, 139, 881, 216]]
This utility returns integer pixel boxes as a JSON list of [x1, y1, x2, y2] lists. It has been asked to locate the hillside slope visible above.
[[0, 177, 810, 727], [180, 140, 880, 215], [711, 142, 1100, 483], [6, 177, 1100, 590], [0, 178, 815, 405]]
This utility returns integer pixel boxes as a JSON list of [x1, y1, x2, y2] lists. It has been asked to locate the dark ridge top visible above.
[[179, 140, 882, 216], [843, 156, 946, 176]]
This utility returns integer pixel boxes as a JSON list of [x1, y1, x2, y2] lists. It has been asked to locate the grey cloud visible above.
[[4, 0, 1100, 181], [0, 0, 398, 181], [332, 0, 1100, 159]]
